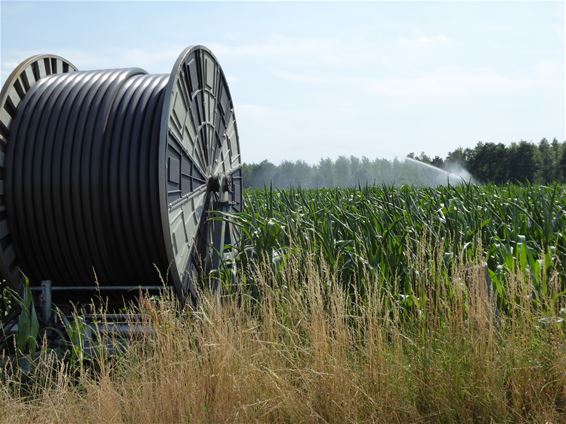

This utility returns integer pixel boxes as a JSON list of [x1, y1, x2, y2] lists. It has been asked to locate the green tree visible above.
[[551, 138, 565, 182], [316, 158, 335, 187], [430, 156, 444, 168], [334, 156, 351, 187], [467, 142, 508, 183], [508, 141, 539, 183], [536, 138, 554, 184], [560, 147, 566, 182]]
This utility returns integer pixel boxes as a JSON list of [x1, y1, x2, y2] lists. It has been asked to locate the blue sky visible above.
[[1, 1, 564, 164]]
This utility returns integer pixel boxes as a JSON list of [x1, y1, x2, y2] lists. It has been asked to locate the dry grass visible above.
[[0, 252, 565, 424]]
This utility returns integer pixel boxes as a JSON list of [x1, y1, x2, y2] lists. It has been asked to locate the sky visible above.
[[1, 1, 564, 164]]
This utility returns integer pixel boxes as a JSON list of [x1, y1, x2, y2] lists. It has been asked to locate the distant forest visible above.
[[242, 138, 566, 188]]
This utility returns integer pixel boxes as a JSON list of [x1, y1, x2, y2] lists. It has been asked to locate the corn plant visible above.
[[224, 184, 566, 314]]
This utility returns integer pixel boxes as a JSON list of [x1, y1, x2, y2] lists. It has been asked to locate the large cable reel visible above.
[[0, 46, 242, 302]]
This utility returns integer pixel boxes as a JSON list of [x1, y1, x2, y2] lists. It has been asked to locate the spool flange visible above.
[[160, 46, 242, 299]]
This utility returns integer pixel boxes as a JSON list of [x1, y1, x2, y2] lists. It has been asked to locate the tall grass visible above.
[[1, 245, 565, 423]]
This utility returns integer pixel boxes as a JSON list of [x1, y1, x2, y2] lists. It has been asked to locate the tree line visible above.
[[412, 138, 566, 184], [242, 138, 566, 188]]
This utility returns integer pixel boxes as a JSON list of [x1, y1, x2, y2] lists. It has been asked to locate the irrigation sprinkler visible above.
[[0, 46, 242, 316]]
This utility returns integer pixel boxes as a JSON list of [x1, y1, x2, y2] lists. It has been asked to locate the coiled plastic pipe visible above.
[[0, 46, 242, 299], [6, 69, 169, 284]]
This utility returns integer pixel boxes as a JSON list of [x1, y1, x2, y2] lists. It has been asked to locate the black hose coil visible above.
[[0, 47, 242, 297], [6, 69, 169, 284]]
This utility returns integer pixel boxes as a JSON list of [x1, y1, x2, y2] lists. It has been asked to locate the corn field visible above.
[[228, 184, 566, 310]]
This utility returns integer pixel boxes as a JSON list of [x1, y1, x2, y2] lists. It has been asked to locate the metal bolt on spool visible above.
[[0, 46, 242, 303]]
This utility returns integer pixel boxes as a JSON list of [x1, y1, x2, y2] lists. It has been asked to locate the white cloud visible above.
[[208, 33, 449, 69], [371, 71, 536, 97], [207, 36, 394, 68], [533, 59, 563, 80], [270, 69, 351, 85], [270, 65, 554, 100], [399, 34, 449, 46], [237, 103, 275, 119]]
